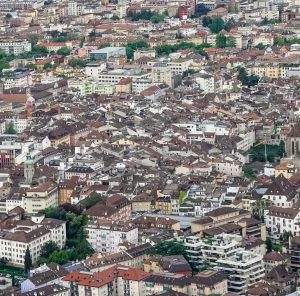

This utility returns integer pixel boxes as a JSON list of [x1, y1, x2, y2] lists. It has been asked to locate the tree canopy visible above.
[[237, 67, 259, 87], [152, 240, 187, 258]]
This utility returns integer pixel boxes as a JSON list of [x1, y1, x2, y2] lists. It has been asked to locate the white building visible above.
[[262, 174, 298, 208], [85, 219, 138, 253], [183, 233, 243, 269], [0, 215, 66, 267], [85, 62, 106, 78], [195, 73, 215, 93], [213, 156, 243, 177], [0, 39, 31, 55], [266, 206, 300, 237], [215, 250, 265, 294], [152, 63, 172, 87]]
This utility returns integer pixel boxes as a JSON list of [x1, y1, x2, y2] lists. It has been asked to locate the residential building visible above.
[[85, 218, 138, 253], [0, 39, 31, 55], [215, 250, 265, 294], [25, 181, 58, 214]]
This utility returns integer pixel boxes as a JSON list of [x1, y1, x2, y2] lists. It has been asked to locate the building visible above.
[[25, 181, 58, 214], [266, 206, 300, 238], [63, 265, 150, 296], [24, 153, 34, 185], [85, 218, 138, 253], [215, 250, 265, 294], [262, 174, 298, 208], [90, 47, 126, 61], [183, 233, 243, 270], [288, 236, 300, 271], [285, 122, 300, 159], [84, 194, 131, 222], [191, 207, 251, 235], [0, 39, 31, 55], [152, 63, 172, 87], [0, 215, 66, 267]]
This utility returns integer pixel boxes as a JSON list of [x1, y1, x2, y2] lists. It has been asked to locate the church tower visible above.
[[24, 153, 34, 185]]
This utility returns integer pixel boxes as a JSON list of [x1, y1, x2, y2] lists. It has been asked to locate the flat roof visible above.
[[90, 47, 126, 54]]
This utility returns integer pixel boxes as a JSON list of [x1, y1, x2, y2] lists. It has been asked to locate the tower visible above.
[[26, 88, 35, 120], [24, 153, 34, 185]]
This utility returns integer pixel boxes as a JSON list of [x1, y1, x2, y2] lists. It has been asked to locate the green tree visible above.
[[252, 199, 272, 222], [226, 36, 235, 47], [68, 58, 87, 68], [5, 122, 16, 134], [24, 247, 32, 273], [111, 14, 120, 20], [26, 63, 37, 70], [152, 241, 187, 258], [78, 192, 105, 210], [266, 237, 273, 253], [43, 63, 53, 70], [282, 231, 293, 243], [243, 166, 256, 180], [208, 17, 224, 33], [255, 43, 266, 50], [237, 67, 259, 87], [0, 257, 8, 268], [57, 47, 71, 56], [43, 206, 67, 220], [40, 241, 59, 257], [202, 16, 212, 27], [216, 34, 227, 48], [125, 41, 149, 60], [19, 45, 48, 59]]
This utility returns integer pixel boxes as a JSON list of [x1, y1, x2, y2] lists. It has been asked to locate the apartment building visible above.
[[262, 174, 298, 208], [183, 233, 243, 270], [145, 271, 228, 296], [191, 207, 251, 235], [266, 206, 300, 237], [0, 215, 66, 267], [215, 250, 265, 294], [85, 219, 138, 253], [63, 265, 150, 296], [0, 39, 31, 55], [152, 63, 172, 87], [25, 181, 58, 214]]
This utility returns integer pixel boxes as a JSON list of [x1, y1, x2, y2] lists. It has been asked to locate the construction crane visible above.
[[254, 134, 268, 162]]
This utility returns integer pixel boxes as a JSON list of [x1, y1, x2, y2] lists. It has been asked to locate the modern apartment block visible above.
[[215, 250, 265, 294]]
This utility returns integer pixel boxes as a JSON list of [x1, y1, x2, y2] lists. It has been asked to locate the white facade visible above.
[[266, 207, 300, 237], [85, 220, 138, 253], [0, 39, 31, 55], [0, 217, 66, 267], [215, 250, 265, 294]]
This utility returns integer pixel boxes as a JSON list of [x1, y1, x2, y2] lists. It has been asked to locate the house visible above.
[[21, 263, 68, 292], [262, 174, 298, 208], [143, 255, 192, 275], [84, 194, 131, 222]]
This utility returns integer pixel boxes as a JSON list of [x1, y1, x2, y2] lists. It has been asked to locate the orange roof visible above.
[[64, 265, 150, 288]]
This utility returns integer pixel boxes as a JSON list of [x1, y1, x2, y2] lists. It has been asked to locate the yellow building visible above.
[[275, 162, 296, 179], [58, 176, 79, 205], [131, 193, 153, 212], [26, 181, 58, 214], [155, 196, 172, 214], [265, 65, 281, 79], [48, 129, 70, 147]]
